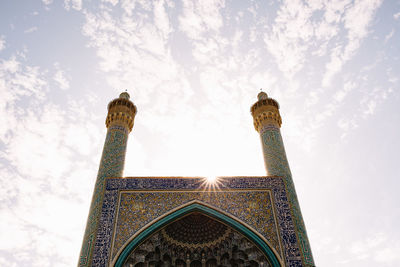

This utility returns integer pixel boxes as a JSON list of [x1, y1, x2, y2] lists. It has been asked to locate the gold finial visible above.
[[119, 91, 130, 100], [257, 89, 268, 101]]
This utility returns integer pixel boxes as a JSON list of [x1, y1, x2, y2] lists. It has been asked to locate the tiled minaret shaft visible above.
[[251, 92, 315, 267], [79, 92, 137, 267]]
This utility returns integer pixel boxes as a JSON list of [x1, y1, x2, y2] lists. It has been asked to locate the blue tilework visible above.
[[260, 125, 314, 266], [92, 177, 303, 267], [113, 191, 280, 259], [79, 126, 129, 267]]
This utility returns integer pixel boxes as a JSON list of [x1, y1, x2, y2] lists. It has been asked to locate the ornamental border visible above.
[[91, 176, 303, 267]]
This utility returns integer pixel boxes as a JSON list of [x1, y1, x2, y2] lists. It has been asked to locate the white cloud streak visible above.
[[264, 0, 317, 77], [179, 0, 225, 40], [0, 47, 103, 266], [53, 69, 70, 90], [64, 0, 82, 11], [24, 27, 38, 33], [154, 0, 172, 39], [323, 0, 383, 86], [0, 36, 6, 51], [384, 29, 394, 43], [42, 0, 53, 5]]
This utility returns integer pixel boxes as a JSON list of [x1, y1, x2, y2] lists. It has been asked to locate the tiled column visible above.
[[79, 92, 137, 267], [251, 92, 315, 266]]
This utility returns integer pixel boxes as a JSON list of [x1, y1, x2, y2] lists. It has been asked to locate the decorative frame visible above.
[[91, 177, 303, 267], [114, 202, 281, 267]]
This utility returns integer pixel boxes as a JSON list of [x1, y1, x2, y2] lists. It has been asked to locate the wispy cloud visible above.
[[384, 29, 395, 43], [374, 242, 400, 263], [103, 0, 119, 6], [322, 0, 383, 86], [0, 36, 5, 51], [53, 69, 69, 90], [154, 0, 173, 39], [337, 117, 358, 139], [24, 27, 38, 33], [344, 233, 400, 264], [335, 66, 395, 139], [63, 0, 82, 11], [0, 43, 103, 266], [334, 81, 354, 102], [81, 1, 192, 106], [42, 0, 53, 5], [179, 0, 225, 40], [264, 0, 316, 77]]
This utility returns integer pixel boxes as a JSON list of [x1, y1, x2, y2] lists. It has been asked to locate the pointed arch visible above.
[[113, 201, 282, 267]]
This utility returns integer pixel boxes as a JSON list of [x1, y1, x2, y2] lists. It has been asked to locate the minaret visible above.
[[251, 92, 315, 266], [79, 92, 137, 267]]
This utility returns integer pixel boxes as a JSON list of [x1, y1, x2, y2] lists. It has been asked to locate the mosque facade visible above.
[[78, 92, 315, 267]]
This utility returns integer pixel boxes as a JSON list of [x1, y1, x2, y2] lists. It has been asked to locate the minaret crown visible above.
[[251, 92, 282, 131], [105, 92, 137, 132]]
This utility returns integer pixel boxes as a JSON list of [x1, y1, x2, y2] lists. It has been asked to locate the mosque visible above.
[[78, 91, 315, 267]]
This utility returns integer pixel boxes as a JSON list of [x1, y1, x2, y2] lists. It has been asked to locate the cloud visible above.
[[0, 55, 47, 141], [64, 0, 82, 11], [387, 67, 398, 85], [349, 233, 386, 260], [121, 0, 152, 15], [334, 80, 354, 102], [337, 117, 358, 139], [24, 27, 38, 33], [42, 0, 53, 5], [154, 0, 172, 39], [359, 86, 386, 117], [0, 45, 104, 266], [259, 0, 382, 86], [0, 36, 5, 51], [102, 0, 119, 6], [191, 37, 222, 64], [53, 69, 69, 90], [178, 0, 225, 40], [303, 79, 355, 140], [81, 1, 193, 107], [394, 11, 400, 20], [250, 71, 277, 91], [374, 242, 400, 263], [346, 233, 400, 265], [263, 0, 312, 77], [6, 106, 72, 180], [322, 0, 383, 86], [384, 29, 394, 43], [0, 169, 88, 266], [335, 67, 394, 138]]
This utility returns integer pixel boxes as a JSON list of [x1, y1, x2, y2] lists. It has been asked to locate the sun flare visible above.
[[206, 175, 217, 184], [200, 175, 223, 192]]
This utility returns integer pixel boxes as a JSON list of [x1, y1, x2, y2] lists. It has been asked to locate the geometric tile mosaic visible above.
[[92, 176, 304, 267]]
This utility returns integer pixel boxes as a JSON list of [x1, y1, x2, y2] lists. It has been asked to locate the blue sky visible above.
[[0, 0, 399, 266]]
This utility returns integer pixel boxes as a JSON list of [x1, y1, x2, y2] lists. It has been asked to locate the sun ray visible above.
[[199, 176, 224, 192]]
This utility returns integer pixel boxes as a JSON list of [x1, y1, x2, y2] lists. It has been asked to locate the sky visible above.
[[0, 0, 399, 266]]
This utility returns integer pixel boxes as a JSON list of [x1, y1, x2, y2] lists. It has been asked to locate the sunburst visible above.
[[199, 175, 224, 192]]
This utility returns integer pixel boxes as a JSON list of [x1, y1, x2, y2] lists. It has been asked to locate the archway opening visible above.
[[116, 203, 281, 267]]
